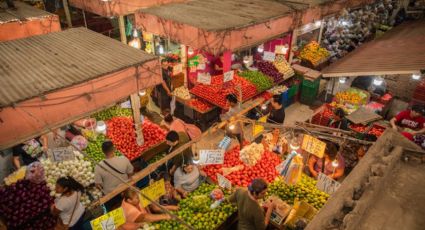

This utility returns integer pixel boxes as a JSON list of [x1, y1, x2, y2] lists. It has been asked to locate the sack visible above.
[[184, 123, 202, 140]]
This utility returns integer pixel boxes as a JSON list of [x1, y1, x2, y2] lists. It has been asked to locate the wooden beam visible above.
[[118, 16, 127, 44], [130, 93, 144, 145], [62, 0, 72, 28]]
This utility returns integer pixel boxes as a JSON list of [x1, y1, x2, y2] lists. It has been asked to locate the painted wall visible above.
[[0, 16, 61, 41], [0, 61, 161, 150]]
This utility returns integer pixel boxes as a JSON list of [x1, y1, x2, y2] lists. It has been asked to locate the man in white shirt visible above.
[[94, 141, 134, 210]]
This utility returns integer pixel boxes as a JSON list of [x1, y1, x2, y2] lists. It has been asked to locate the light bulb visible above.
[[373, 77, 383, 86], [331, 160, 339, 168], [159, 45, 164, 54], [412, 74, 421, 80], [339, 77, 346, 84], [314, 20, 322, 27], [128, 38, 141, 49], [243, 56, 250, 64], [229, 124, 236, 130], [132, 29, 138, 38], [192, 158, 200, 165], [257, 44, 264, 53], [340, 20, 349, 26], [261, 104, 267, 110], [139, 90, 146, 96], [188, 47, 194, 56]]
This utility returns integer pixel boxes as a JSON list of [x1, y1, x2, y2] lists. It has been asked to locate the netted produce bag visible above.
[[239, 142, 264, 166]]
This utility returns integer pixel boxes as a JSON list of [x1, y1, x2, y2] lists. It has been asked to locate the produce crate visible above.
[[281, 90, 289, 106], [300, 93, 316, 105], [288, 84, 299, 98], [300, 78, 320, 105]]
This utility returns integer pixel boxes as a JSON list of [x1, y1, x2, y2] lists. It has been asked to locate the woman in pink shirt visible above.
[[119, 189, 171, 230], [308, 143, 345, 180]]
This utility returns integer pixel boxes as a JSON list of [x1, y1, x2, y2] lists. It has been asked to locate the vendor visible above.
[[94, 141, 134, 210], [165, 131, 193, 175], [329, 108, 349, 130], [227, 178, 275, 230], [12, 137, 44, 169], [173, 158, 205, 197], [266, 95, 285, 125], [161, 109, 187, 133], [390, 105, 425, 140], [221, 94, 240, 120], [308, 143, 345, 180], [262, 128, 287, 155], [120, 189, 172, 230], [157, 173, 181, 208], [213, 55, 224, 75], [155, 59, 173, 109], [221, 94, 245, 145]]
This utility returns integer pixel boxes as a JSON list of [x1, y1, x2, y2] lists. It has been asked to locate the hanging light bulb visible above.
[[243, 56, 250, 64], [128, 38, 141, 49], [187, 47, 194, 56], [373, 77, 384, 86], [314, 20, 322, 27], [138, 90, 146, 96], [132, 28, 139, 38], [412, 73, 421, 80], [331, 160, 339, 168], [95, 121, 107, 134], [289, 138, 300, 151], [257, 44, 264, 53], [159, 45, 164, 54], [261, 104, 268, 110], [229, 124, 236, 130], [339, 77, 346, 84]]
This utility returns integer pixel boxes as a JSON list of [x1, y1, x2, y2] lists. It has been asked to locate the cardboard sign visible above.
[[271, 211, 284, 225], [90, 207, 126, 230], [223, 71, 234, 83], [197, 73, 211, 85], [253, 115, 268, 137], [172, 63, 183, 75], [275, 45, 288, 55], [301, 135, 326, 158], [217, 173, 232, 190], [263, 51, 276, 61], [49, 147, 75, 162], [199, 149, 225, 165], [140, 179, 166, 207], [316, 173, 341, 195]]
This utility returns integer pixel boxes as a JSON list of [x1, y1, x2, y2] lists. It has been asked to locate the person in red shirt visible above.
[[390, 105, 425, 140]]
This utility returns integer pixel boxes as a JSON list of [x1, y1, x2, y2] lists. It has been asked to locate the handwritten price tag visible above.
[[316, 173, 341, 195], [197, 73, 211, 85], [301, 135, 326, 158], [140, 179, 166, 207], [223, 71, 234, 82], [275, 45, 288, 55], [49, 147, 75, 162], [217, 173, 232, 190], [263, 51, 276, 61], [90, 208, 126, 230], [199, 149, 225, 165]]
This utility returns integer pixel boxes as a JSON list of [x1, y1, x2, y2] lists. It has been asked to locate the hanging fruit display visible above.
[[299, 41, 330, 66]]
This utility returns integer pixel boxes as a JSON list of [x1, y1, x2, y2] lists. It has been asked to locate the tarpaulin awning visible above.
[[0, 28, 161, 149], [135, 0, 374, 54], [0, 2, 61, 41], [322, 19, 425, 78]]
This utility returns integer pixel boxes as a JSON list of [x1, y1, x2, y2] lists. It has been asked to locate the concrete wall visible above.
[[384, 74, 417, 102]]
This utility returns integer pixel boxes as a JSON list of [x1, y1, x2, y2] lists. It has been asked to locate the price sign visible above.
[[217, 173, 232, 190], [223, 71, 234, 82], [270, 211, 284, 225], [49, 147, 75, 162], [199, 149, 225, 165], [275, 45, 288, 55], [91, 208, 126, 230], [316, 173, 341, 195], [172, 63, 183, 75], [140, 179, 166, 207], [263, 51, 276, 61], [197, 63, 206, 70], [253, 115, 268, 137], [301, 135, 326, 158], [197, 73, 211, 85]]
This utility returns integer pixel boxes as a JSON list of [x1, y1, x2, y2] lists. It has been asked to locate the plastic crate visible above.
[[281, 90, 289, 105], [288, 84, 299, 98], [300, 93, 316, 105]]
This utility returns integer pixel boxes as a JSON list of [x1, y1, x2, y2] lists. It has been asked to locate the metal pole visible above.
[[118, 15, 127, 44], [62, 0, 72, 28], [82, 9, 87, 28]]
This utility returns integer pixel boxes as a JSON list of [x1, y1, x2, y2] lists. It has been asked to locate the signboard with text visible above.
[[223, 71, 234, 82], [197, 73, 211, 85], [316, 173, 341, 195], [91, 208, 126, 230], [217, 173, 232, 190], [199, 149, 225, 165], [48, 147, 75, 162], [140, 179, 166, 207], [263, 51, 276, 61], [301, 135, 326, 158]]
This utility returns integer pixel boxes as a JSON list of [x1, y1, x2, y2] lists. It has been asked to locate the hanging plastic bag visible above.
[[25, 162, 45, 184], [22, 139, 43, 158]]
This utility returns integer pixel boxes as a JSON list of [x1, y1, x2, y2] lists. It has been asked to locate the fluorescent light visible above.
[[412, 73, 421, 80], [373, 77, 384, 86], [243, 56, 250, 64], [339, 77, 346, 84]]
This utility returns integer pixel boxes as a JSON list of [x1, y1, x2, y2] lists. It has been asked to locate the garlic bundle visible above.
[[240, 143, 264, 166]]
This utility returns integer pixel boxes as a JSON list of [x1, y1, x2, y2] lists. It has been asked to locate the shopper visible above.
[[165, 131, 193, 175], [12, 137, 44, 169], [262, 128, 287, 155], [51, 177, 85, 230], [156, 173, 180, 209], [95, 141, 134, 210], [221, 94, 240, 120], [267, 94, 285, 125], [308, 143, 345, 180], [329, 108, 349, 131], [390, 105, 425, 140], [161, 109, 201, 140], [173, 159, 205, 197], [120, 189, 172, 230], [221, 94, 245, 145], [227, 178, 275, 230]]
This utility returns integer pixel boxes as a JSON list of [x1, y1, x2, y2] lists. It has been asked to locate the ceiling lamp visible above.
[[159, 45, 164, 54], [373, 77, 384, 86], [138, 90, 147, 96], [339, 77, 346, 84], [412, 73, 421, 80], [314, 20, 322, 27], [187, 47, 194, 56], [243, 56, 250, 64], [257, 44, 264, 53]]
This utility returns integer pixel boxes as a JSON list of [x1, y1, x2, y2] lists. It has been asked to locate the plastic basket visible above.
[[288, 84, 299, 98], [281, 90, 289, 105], [300, 93, 316, 105]]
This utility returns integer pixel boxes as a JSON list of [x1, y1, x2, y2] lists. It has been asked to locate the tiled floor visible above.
[[284, 102, 314, 125]]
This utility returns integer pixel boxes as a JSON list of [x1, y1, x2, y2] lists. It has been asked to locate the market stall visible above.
[[0, 1, 61, 41]]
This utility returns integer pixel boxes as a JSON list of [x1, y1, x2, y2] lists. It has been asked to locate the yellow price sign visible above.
[[90, 207, 126, 230], [301, 135, 326, 158], [140, 179, 166, 207], [253, 115, 268, 137]]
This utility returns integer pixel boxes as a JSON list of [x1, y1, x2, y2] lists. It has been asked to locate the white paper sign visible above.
[[197, 63, 206, 70], [197, 73, 211, 85], [263, 51, 276, 61], [217, 173, 232, 190], [172, 63, 183, 75], [316, 173, 341, 195], [49, 147, 75, 162], [223, 71, 234, 82], [199, 149, 224, 165], [100, 217, 115, 230]]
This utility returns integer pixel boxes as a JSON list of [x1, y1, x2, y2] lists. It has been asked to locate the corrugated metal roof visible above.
[[0, 1, 54, 24], [322, 19, 425, 78], [139, 0, 298, 31], [0, 27, 157, 107]]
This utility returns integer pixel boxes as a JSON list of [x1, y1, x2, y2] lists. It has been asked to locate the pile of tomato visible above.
[[187, 98, 213, 112], [106, 117, 167, 160], [190, 74, 258, 109], [203, 146, 282, 187]]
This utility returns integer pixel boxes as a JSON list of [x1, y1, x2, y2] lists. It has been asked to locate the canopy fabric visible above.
[[322, 19, 425, 78]]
